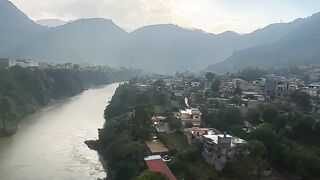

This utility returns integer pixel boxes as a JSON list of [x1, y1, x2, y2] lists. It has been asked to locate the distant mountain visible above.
[[0, 0, 317, 73], [0, 0, 44, 55], [36, 19, 66, 27], [209, 13, 320, 72]]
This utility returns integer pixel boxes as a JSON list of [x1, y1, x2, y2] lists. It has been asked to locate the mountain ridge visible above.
[[36, 19, 66, 27], [0, 0, 318, 73], [208, 12, 320, 72]]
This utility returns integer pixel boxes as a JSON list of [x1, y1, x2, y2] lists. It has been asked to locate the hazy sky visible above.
[[10, 0, 320, 34]]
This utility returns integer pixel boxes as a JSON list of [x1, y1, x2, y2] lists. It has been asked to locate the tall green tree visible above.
[[231, 140, 267, 180], [205, 72, 215, 81], [290, 92, 311, 111], [211, 78, 221, 94], [131, 95, 154, 140], [262, 108, 279, 123]]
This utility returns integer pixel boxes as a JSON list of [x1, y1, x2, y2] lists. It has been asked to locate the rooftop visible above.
[[203, 134, 246, 147], [145, 140, 170, 154], [144, 155, 177, 180], [180, 108, 202, 115]]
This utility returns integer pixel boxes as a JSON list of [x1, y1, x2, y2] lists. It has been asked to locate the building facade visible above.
[[202, 133, 246, 171]]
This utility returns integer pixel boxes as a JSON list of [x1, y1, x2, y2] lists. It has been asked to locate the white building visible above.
[[186, 127, 220, 144], [9, 59, 39, 68], [151, 116, 170, 133], [301, 84, 320, 97], [202, 132, 246, 171], [179, 108, 202, 126]]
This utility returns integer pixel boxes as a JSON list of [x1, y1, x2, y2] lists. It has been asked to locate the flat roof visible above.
[[180, 108, 202, 115], [203, 134, 246, 147], [145, 140, 169, 154], [242, 91, 260, 95]]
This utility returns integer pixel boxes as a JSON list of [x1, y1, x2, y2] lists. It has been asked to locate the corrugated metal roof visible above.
[[144, 156, 176, 180]]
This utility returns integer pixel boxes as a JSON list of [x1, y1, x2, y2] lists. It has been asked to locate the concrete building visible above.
[[202, 132, 246, 171], [301, 84, 320, 97], [265, 75, 291, 98], [186, 127, 220, 144], [311, 97, 320, 114], [178, 108, 202, 126], [151, 116, 170, 133]]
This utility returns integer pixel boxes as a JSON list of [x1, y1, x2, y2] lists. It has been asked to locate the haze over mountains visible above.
[[0, 0, 319, 73], [35, 19, 66, 27], [209, 13, 320, 72]]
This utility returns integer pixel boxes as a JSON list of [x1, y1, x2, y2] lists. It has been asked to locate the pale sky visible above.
[[10, 0, 320, 34]]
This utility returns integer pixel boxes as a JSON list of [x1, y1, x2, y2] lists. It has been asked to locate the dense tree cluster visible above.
[[0, 66, 139, 136], [202, 103, 320, 178]]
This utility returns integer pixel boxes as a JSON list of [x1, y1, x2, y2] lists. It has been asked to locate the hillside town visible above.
[[116, 66, 320, 179]]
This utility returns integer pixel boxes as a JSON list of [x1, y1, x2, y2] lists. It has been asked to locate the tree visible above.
[[135, 170, 167, 180], [211, 78, 221, 94], [214, 107, 243, 131], [250, 125, 278, 147], [131, 95, 155, 140], [290, 92, 311, 111], [167, 115, 182, 129], [247, 109, 261, 125], [231, 140, 267, 180], [205, 72, 215, 81], [237, 68, 268, 81], [262, 107, 279, 123], [273, 115, 288, 131]]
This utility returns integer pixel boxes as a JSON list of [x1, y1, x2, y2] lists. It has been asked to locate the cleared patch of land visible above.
[[159, 132, 189, 151]]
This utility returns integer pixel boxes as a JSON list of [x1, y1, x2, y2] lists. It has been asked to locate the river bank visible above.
[[0, 66, 139, 137], [0, 84, 120, 180]]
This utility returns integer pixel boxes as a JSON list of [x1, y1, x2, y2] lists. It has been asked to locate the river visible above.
[[0, 83, 119, 180]]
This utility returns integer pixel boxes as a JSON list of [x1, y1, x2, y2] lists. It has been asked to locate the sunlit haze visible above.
[[10, 0, 320, 33]]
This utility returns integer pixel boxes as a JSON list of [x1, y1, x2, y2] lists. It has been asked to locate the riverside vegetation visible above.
[[97, 76, 320, 180], [0, 66, 140, 136]]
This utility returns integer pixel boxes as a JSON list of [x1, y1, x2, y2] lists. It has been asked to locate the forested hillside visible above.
[[0, 66, 140, 136]]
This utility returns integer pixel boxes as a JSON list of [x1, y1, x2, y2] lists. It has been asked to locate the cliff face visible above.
[[0, 66, 140, 136]]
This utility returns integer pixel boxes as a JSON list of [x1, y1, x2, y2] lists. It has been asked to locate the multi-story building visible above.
[[151, 116, 170, 133], [265, 75, 291, 98], [202, 132, 246, 171], [178, 108, 202, 126], [186, 127, 220, 144], [301, 84, 320, 115], [301, 84, 320, 97]]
